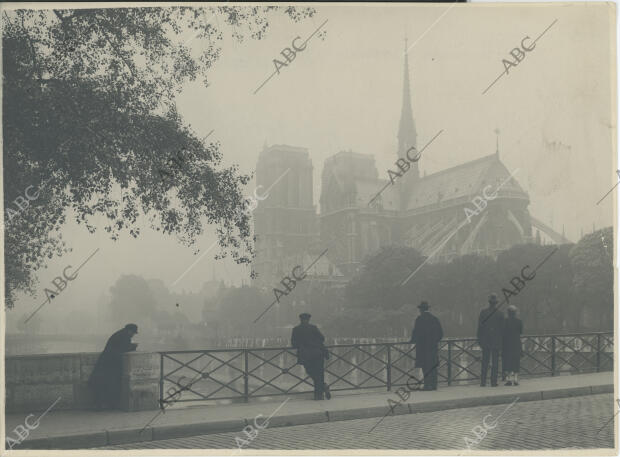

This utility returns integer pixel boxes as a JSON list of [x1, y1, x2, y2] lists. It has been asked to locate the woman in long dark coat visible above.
[[502, 306, 522, 386], [89, 324, 138, 409]]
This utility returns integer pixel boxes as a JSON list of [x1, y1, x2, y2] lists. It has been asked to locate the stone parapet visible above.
[[120, 352, 160, 411], [5, 352, 159, 413]]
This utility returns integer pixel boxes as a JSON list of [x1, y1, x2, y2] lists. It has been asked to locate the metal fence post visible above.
[[386, 344, 392, 391], [596, 333, 601, 372], [244, 350, 249, 403], [447, 341, 452, 386], [159, 353, 164, 410], [551, 336, 556, 376]]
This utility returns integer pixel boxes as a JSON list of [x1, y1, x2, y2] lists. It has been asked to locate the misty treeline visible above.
[[342, 227, 613, 338], [14, 228, 612, 347], [206, 227, 613, 340], [13, 275, 218, 339]]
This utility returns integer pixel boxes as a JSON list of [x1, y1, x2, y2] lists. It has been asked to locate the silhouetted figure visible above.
[[502, 305, 523, 386], [291, 313, 331, 400], [409, 301, 444, 391], [89, 323, 138, 409], [477, 294, 504, 387]]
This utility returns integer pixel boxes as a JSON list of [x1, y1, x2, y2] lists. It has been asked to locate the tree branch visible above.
[[93, 14, 138, 80], [19, 13, 42, 80]]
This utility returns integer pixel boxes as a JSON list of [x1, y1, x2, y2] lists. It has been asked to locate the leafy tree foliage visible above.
[[107, 274, 157, 324], [346, 245, 427, 311], [569, 227, 613, 330], [494, 243, 576, 333], [2, 6, 316, 309], [209, 284, 272, 337]]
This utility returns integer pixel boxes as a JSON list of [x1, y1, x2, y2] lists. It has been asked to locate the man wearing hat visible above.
[[89, 323, 139, 409], [409, 301, 444, 391], [477, 294, 505, 387], [291, 313, 331, 400]]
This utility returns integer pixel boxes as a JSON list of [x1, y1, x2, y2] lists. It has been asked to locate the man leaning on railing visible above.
[[291, 313, 331, 401], [89, 323, 139, 410]]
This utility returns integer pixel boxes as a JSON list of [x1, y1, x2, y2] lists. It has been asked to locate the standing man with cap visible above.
[[89, 323, 139, 409], [409, 301, 444, 391], [477, 294, 505, 387], [291, 313, 331, 400]]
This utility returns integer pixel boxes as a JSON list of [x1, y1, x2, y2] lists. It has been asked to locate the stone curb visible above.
[[248, 411, 329, 429], [18, 383, 613, 449], [151, 419, 246, 441]]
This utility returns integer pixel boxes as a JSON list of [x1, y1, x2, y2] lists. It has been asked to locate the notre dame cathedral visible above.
[[251, 51, 568, 287]]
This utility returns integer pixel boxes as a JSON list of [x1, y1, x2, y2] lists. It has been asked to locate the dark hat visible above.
[[488, 294, 499, 305], [299, 313, 311, 320], [417, 301, 429, 311], [125, 323, 138, 333]]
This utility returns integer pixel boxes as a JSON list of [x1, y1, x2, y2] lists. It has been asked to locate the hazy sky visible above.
[[8, 3, 616, 321]]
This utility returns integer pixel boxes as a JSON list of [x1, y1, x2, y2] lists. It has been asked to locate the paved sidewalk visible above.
[[104, 394, 616, 451], [7, 371, 613, 450]]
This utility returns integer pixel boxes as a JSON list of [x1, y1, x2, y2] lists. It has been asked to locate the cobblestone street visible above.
[[103, 394, 615, 450]]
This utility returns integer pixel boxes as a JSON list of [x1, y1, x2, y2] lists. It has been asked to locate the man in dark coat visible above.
[[89, 323, 138, 409], [477, 294, 505, 387], [291, 313, 331, 400], [409, 301, 443, 391]]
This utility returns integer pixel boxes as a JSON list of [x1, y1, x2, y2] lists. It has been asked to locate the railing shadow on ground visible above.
[[158, 332, 613, 408]]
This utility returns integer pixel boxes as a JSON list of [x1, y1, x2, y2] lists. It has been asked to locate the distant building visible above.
[[253, 48, 567, 285]]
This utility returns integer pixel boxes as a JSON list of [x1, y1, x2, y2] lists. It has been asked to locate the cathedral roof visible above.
[[320, 149, 528, 215], [355, 177, 400, 210], [404, 152, 529, 212]]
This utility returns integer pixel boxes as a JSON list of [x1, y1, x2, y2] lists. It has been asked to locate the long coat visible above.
[[291, 322, 327, 364], [502, 317, 523, 372], [410, 312, 444, 368], [88, 328, 137, 407], [477, 307, 505, 349]]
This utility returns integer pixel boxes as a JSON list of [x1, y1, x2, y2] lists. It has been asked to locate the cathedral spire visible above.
[[397, 41, 419, 211], [398, 43, 418, 164]]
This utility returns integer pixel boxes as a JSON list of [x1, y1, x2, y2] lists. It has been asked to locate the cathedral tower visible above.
[[252, 144, 318, 286]]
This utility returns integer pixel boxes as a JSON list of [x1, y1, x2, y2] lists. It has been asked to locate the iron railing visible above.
[[158, 331, 612, 408]]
